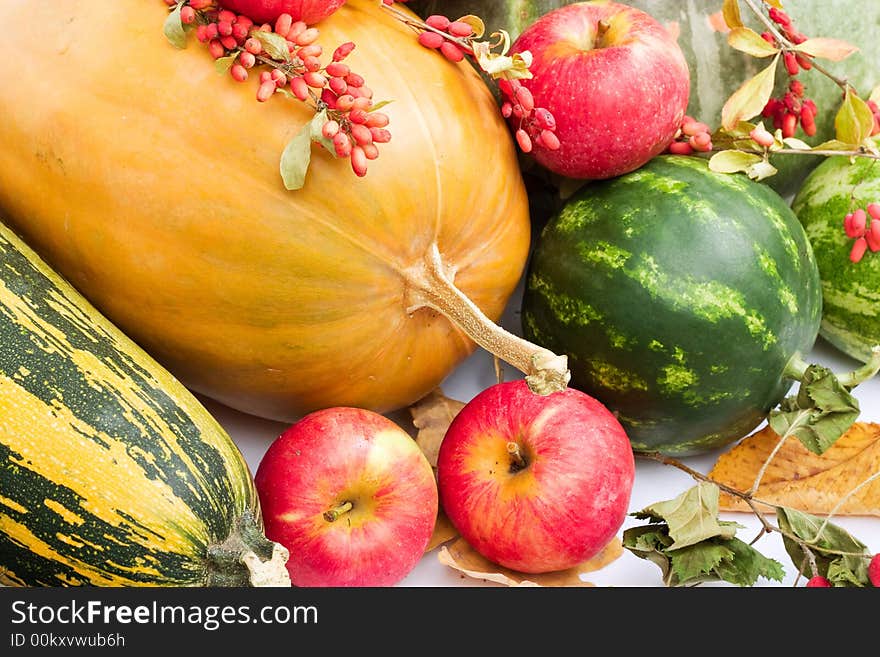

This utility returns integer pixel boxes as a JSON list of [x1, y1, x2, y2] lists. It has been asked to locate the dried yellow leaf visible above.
[[708, 422, 880, 516], [437, 537, 623, 587], [425, 508, 458, 553], [408, 388, 465, 468]]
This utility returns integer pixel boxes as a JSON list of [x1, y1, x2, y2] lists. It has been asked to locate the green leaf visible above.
[[835, 88, 875, 147], [214, 53, 239, 75], [794, 37, 858, 62], [777, 507, 871, 586], [638, 483, 738, 549], [770, 364, 860, 454], [368, 99, 394, 112], [711, 538, 785, 587], [279, 121, 314, 191], [727, 27, 779, 58], [253, 30, 291, 61], [721, 54, 780, 130], [623, 512, 784, 587], [668, 542, 733, 583], [708, 150, 763, 174], [722, 0, 743, 30], [622, 526, 674, 582], [163, 2, 187, 50]]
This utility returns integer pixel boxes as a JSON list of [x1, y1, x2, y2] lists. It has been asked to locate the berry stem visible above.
[[381, 3, 474, 55], [773, 147, 880, 160], [742, 0, 851, 92], [323, 501, 354, 522], [402, 242, 570, 395]]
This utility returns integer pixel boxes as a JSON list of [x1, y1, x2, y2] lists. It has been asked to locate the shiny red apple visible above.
[[220, 0, 347, 25], [437, 380, 635, 574], [255, 407, 438, 586], [510, 1, 690, 179]]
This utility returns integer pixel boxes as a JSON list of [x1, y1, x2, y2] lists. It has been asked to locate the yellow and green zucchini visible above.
[[0, 220, 289, 587]]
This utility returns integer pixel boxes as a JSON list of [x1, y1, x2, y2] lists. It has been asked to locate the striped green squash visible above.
[[521, 156, 822, 455], [791, 146, 880, 363], [0, 220, 289, 587]]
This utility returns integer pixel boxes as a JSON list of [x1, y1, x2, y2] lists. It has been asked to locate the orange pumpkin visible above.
[[0, 0, 538, 421]]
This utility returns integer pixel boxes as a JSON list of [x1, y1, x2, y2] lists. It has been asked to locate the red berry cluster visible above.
[[843, 204, 880, 263], [170, 2, 390, 178], [762, 79, 817, 138], [416, 15, 473, 63], [757, 8, 818, 139], [666, 116, 713, 155], [393, 9, 559, 154], [497, 78, 560, 154]]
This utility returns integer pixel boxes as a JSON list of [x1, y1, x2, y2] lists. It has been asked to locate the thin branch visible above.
[[636, 452, 871, 561], [741, 0, 852, 92]]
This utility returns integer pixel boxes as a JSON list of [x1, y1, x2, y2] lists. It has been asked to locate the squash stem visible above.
[[403, 242, 571, 395], [206, 510, 291, 587]]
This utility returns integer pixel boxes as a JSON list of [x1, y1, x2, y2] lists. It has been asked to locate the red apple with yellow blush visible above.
[[437, 380, 635, 574], [510, 1, 690, 179], [255, 407, 438, 586]]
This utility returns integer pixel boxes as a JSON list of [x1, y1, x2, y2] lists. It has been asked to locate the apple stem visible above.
[[594, 18, 613, 48], [403, 242, 571, 396], [323, 501, 354, 523], [507, 441, 527, 470]]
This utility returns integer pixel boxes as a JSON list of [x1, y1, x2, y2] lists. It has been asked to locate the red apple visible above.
[[255, 407, 438, 586], [220, 0, 347, 25], [510, 1, 690, 179], [437, 380, 635, 573]]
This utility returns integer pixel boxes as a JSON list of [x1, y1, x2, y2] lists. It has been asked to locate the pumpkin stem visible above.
[[403, 242, 570, 395], [206, 510, 291, 587]]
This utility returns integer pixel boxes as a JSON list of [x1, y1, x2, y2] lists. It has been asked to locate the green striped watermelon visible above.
[[410, 0, 880, 196], [521, 155, 822, 455], [791, 146, 880, 363]]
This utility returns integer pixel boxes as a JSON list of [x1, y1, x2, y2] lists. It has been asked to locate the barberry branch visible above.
[[381, 1, 562, 155], [742, 0, 852, 92], [638, 451, 871, 565]]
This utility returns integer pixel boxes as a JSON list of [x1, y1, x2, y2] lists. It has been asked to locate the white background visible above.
[[203, 277, 880, 588]]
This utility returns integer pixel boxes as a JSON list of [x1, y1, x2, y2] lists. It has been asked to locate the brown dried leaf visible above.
[[408, 388, 465, 468], [437, 536, 623, 587], [425, 508, 458, 553], [709, 422, 880, 516]]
